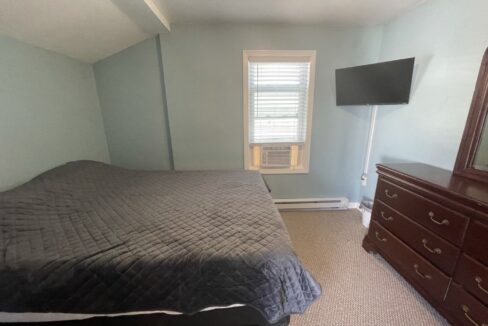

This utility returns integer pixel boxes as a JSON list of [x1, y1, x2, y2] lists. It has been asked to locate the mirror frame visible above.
[[454, 47, 488, 183]]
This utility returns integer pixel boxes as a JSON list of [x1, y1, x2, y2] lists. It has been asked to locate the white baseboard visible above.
[[348, 202, 360, 210], [273, 197, 349, 211]]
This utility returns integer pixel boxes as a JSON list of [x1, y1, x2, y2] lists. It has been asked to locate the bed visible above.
[[0, 161, 321, 325]]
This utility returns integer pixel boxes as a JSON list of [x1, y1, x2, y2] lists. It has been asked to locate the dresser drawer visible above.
[[455, 255, 488, 306], [465, 220, 488, 266], [445, 282, 488, 326], [372, 200, 460, 275], [369, 221, 451, 302], [376, 177, 469, 246]]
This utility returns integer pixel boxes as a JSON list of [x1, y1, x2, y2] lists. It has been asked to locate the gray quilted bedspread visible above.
[[0, 161, 321, 323]]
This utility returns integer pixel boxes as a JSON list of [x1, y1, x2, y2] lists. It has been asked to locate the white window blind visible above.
[[248, 60, 311, 144]]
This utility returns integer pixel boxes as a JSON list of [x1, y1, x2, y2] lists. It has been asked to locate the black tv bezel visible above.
[[335, 57, 415, 106]]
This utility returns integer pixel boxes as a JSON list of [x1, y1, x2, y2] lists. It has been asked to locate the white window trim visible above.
[[242, 50, 316, 174]]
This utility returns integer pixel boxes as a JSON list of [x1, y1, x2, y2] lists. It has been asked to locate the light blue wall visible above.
[[362, 0, 488, 198], [0, 36, 110, 191], [92, 0, 488, 202], [94, 37, 172, 170], [160, 24, 383, 200]]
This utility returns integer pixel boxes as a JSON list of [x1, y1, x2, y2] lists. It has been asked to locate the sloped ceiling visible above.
[[0, 0, 170, 63], [0, 0, 427, 62]]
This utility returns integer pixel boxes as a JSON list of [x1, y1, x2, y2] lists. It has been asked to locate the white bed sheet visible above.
[[0, 304, 245, 323]]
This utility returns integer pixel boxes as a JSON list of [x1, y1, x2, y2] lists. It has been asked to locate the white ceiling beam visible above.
[[111, 0, 171, 34], [144, 0, 171, 33]]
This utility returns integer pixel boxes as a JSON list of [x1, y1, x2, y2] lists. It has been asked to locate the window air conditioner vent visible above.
[[261, 145, 291, 168]]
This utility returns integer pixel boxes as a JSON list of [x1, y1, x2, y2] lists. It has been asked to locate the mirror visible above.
[[454, 47, 488, 183], [474, 115, 488, 171]]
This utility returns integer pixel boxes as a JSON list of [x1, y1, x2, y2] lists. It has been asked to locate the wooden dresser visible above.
[[363, 163, 488, 326]]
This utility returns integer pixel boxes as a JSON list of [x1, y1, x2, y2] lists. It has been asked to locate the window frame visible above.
[[243, 50, 316, 174]]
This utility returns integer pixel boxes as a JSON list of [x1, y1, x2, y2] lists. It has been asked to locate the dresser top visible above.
[[377, 163, 488, 212]]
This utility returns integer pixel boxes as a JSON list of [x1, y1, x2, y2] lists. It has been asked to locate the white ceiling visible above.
[[162, 0, 427, 26], [0, 0, 426, 63], [0, 0, 169, 63]]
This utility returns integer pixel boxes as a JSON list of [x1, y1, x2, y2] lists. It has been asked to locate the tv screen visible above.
[[335, 58, 415, 106]]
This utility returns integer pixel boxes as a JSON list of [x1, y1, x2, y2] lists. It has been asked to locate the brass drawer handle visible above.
[[421, 238, 442, 255], [428, 211, 450, 226], [461, 305, 488, 326], [380, 211, 394, 222], [413, 264, 432, 280], [384, 189, 398, 199], [475, 276, 488, 295], [375, 231, 387, 242]]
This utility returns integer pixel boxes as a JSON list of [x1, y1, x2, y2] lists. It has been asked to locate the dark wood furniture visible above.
[[363, 163, 488, 325], [363, 47, 488, 325], [454, 47, 488, 182]]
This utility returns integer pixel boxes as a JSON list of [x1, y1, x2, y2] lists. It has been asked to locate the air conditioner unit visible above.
[[274, 197, 350, 210], [261, 145, 291, 168]]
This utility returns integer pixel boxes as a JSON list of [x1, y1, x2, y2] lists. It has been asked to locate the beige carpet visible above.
[[281, 210, 449, 326]]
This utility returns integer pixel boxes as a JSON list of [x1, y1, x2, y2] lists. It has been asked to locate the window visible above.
[[243, 50, 316, 174]]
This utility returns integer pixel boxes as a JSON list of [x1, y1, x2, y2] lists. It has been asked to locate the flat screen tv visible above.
[[335, 58, 415, 106]]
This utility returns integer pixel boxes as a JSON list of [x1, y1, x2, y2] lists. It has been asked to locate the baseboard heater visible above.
[[273, 197, 349, 211]]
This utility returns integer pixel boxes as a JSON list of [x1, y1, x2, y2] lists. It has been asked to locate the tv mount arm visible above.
[[361, 105, 378, 187]]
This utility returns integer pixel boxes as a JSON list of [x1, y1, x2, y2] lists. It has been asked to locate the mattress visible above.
[[0, 161, 321, 323]]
